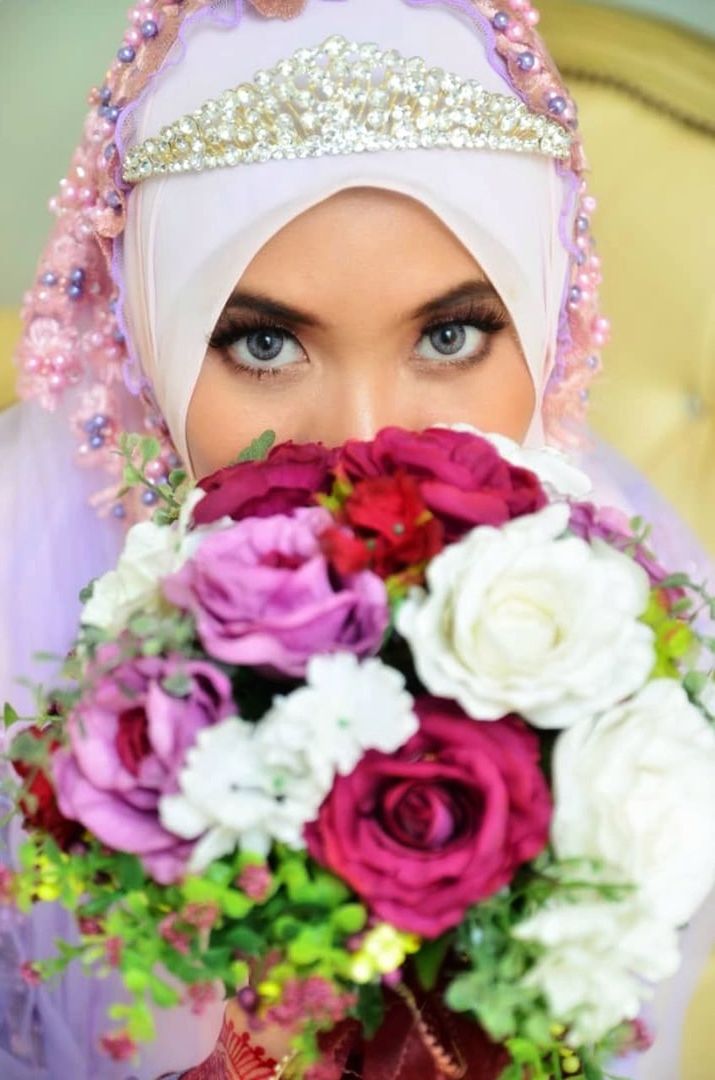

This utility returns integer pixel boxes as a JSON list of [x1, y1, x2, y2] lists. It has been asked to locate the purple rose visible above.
[[163, 508, 389, 678], [53, 652, 235, 883], [569, 501, 684, 607], [193, 441, 337, 526]]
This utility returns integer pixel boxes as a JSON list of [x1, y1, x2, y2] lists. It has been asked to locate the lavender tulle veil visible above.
[[1, 1, 713, 1077]]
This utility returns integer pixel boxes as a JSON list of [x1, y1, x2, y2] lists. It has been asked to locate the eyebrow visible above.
[[221, 278, 505, 330]]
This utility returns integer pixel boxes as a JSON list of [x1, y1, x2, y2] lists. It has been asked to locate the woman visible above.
[[0, 1, 711, 1077]]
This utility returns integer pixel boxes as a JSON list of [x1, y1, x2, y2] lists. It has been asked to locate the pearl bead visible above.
[[167, 452, 181, 468], [112, 504, 127, 519], [113, 328, 126, 343], [62, 184, 78, 204], [89, 331, 105, 349], [90, 434, 105, 449], [141, 19, 159, 38], [79, 187, 94, 206], [70, 268, 86, 285], [104, 345, 121, 362], [579, 389, 590, 402], [48, 197, 59, 214], [583, 195, 597, 213], [67, 285, 83, 301], [575, 214, 589, 233], [105, 189, 122, 210], [52, 354, 69, 370], [139, 0, 154, 8], [236, 987, 258, 1013], [124, 29, 142, 48], [99, 85, 112, 105], [146, 460, 165, 480], [23, 356, 41, 373], [593, 331, 607, 347], [492, 11, 510, 31], [40, 271, 58, 286], [577, 272, 591, 288], [508, 0, 528, 9], [568, 285, 582, 304], [48, 373, 66, 391], [117, 45, 136, 64], [37, 289, 49, 303], [104, 141, 117, 161], [547, 94, 567, 115], [131, 7, 144, 24], [587, 355, 599, 370], [517, 50, 536, 71], [107, 106, 121, 123], [141, 489, 159, 506], [505, 22, 525, 41], [525, 9, 540, 25], [595, 316, 611, 334]]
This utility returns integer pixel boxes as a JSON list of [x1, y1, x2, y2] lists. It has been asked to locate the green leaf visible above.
[[148, 973, 181, 1008], [330, 903, 367, 936], [116, 855, 146, 892], [413, 932, 452, 992], [3, 702, 19, 729], [234, 430, 276, 464], [141, 437, 161, 466], [355, 983, 385, 1040], [222, 925, 265, 956], [161, 673, 193, 698]]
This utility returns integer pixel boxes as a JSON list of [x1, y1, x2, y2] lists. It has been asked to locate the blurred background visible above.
[[0, 4, 714, 1074]]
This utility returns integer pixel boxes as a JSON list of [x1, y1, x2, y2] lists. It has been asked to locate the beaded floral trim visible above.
[[13, 0, 608, 528], [122, 34, 572, 184]]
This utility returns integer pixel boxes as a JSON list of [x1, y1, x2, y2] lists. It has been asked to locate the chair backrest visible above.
[[539, 0, 715, 552]]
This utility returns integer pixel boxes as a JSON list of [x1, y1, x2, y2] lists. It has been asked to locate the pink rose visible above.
[[53, 651, 235, 883], [193, 440, 336, 526], [163, 508, 389, 678], [335, 427, 546, 541], [306, 698, 551, 938]]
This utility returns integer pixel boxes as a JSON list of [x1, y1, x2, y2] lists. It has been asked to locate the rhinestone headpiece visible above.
[[122, 34, 573, 183]]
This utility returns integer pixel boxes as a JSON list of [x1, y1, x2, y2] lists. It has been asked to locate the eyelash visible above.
[[207, 301, 510, 381]]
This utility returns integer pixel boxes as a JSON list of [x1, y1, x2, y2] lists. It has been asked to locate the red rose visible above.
[[306, 699, 551, 938], [336, 427, 546, 541], [322, 472, 444, 581], [193, 441, 337, 525], [13, 728, 84, 851]]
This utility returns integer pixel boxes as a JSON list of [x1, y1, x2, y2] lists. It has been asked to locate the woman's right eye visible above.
[[210, 321, 306, 378]]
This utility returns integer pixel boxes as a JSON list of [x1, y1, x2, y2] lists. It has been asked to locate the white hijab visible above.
[[121, 0, 572, 474]]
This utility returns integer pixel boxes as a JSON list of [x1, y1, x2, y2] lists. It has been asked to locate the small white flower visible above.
[[397, 503, 654, 729], [552, 679, 715, 926], [513, 896, 680, 1044], [159, 716, 323, 872], [81, 489, 230, 635], [436, 423, 592, 499], [261, 653, 418, 793]]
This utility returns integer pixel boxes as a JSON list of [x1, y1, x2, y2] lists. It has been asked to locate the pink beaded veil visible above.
[[1, 2, 711, 1078]]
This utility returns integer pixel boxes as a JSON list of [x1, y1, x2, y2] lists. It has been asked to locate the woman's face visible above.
[[186, 187, 536, 479]]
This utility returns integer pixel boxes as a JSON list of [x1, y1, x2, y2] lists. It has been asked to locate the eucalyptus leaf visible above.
[[234, 429, 276, 464]]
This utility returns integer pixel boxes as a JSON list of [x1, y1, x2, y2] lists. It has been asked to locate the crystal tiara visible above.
[[121, 34, 573, 184]]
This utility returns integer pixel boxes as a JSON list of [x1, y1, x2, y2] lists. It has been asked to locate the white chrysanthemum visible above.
[[81, 489, 230, 635], [553, 679, 715, 926], [159, 716, 323, 872], [513, 896, 680, 1044], [397, 503, 654, 729], [260, 653, 418, 792], [436, 423, 592, 499]]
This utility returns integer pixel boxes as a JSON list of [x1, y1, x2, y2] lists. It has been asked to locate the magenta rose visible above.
[[53, 651, 235, 883], [193, 440, 337, 526], [335, 427, 546, 541], [163, 507, 389, 678], [306, 698, 551, 938]]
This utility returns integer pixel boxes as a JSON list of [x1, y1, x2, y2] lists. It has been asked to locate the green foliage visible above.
[[231, 429, 277, 464]]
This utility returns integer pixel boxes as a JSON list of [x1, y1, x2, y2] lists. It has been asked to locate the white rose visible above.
[[261, 653, 418, 792], [436, 423, 592, 499], [81, 488, 229, 635], [159, 716, 324, 872], [397, 504, 654, 729], [552, 679, 715, 926], [513, 896, 680, 1044]]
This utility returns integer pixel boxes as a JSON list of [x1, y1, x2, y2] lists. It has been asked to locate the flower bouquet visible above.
[[4, 425, 715, 1080]]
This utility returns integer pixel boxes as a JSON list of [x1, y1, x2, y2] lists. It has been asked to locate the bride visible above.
[[0, 1, 712, 1077]]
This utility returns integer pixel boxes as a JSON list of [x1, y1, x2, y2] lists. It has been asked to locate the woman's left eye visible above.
[[416, 321, 488, 363]]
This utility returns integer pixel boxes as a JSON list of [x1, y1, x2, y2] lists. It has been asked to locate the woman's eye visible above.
[[416, 321, 486, 363], [227, 327, 304, 372]]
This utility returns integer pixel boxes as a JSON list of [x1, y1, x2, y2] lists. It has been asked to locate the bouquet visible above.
[[4, 424, 715, 1080]]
